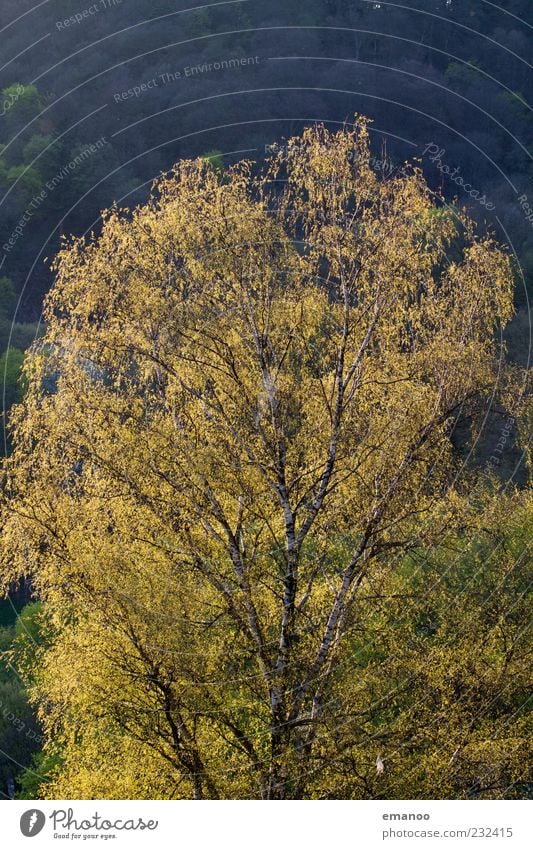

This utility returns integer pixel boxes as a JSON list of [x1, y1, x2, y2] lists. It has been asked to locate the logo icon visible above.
[[20, 809, 46, 837]]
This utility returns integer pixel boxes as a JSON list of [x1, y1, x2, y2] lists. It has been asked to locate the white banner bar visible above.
[[0, 799, 530, 849]]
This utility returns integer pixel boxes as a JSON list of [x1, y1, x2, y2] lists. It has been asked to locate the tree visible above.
[[0, 84, 41, 145], [0, 347, 25, 455], [0, 347, 24, 409], [0, 603, 44, 798], [0, 118, 528, 799], [201, 149, 225, 175]]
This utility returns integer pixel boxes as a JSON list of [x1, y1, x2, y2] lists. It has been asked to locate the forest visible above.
[[0, 0, 531, 800]]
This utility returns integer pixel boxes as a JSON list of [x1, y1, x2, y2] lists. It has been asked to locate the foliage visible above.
[[0, 119, 530, 800], [0, 604, 44, 799], [0, 348, 25, 409], [0, 84, 40, 140], [202, 150, 226, 175], [16, 747, 62, 801], [0, 1, 531, 368], [0, 277, 40, 455]]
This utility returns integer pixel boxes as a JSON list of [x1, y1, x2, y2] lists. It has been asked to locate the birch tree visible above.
[[1, 118, 527, 800]]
